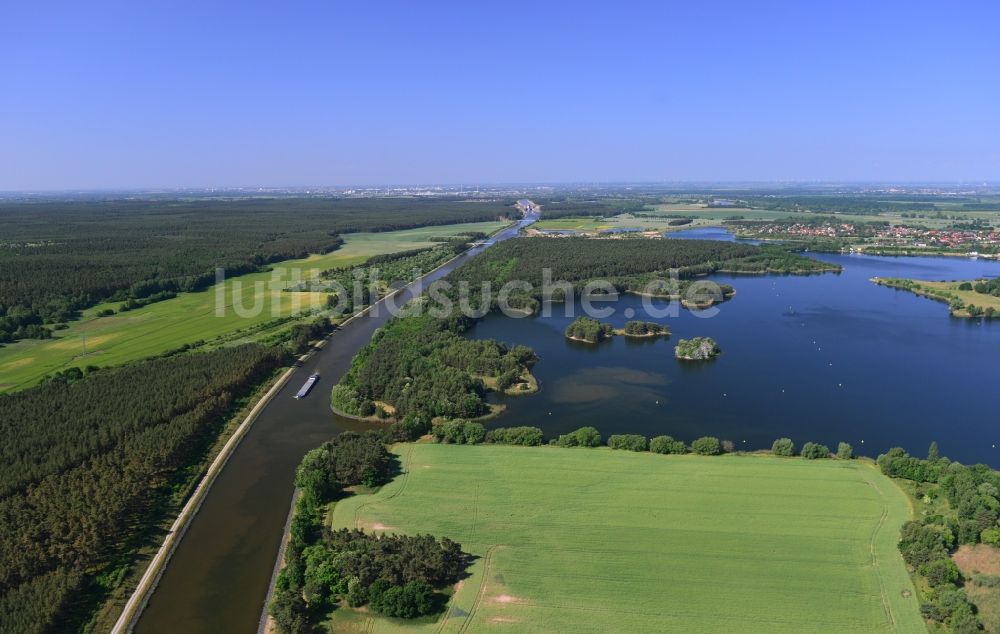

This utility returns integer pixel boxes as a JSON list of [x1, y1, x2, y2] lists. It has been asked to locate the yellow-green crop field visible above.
[[0, 221, 508, 392], [328, 443, 924, 634]]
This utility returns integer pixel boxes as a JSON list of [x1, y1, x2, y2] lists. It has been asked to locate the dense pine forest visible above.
[[455, 236, 833, 285], [0, 197, 514, 342], [446, 237, 837, 313], [0, 344, 289, 634], [530, 196, 653, 218]]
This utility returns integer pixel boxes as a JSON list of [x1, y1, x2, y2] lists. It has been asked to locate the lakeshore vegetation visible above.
[[873, 277, 1000, 318], [330, 237, 835, 419]]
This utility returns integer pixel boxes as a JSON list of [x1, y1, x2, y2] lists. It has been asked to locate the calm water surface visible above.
[[469, 229, 1000, 466]]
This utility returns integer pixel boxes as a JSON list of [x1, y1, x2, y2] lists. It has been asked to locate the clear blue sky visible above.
[[2, 1, 998, 189]]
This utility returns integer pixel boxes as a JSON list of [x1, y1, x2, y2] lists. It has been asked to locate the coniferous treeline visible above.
[[0, 198, 515, 342], [531, 197, 653, 218], [448, 238, 837, 311], [0, 344, 289, 633], [455, 237, 758, 288]]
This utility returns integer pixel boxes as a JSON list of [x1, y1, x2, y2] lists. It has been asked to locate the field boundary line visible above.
[[110, 360, 300, 633]]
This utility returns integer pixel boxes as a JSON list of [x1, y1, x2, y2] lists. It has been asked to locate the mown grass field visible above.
[[0, 221, 507, 391], [328, 444, 924, 634]]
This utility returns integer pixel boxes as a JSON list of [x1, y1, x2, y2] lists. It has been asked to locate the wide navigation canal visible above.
[[135, 211, 537, 634]]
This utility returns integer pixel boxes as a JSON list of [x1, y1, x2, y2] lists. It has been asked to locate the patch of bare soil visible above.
[[953, 544, 1000, 575], [492, 594, 522, 604]]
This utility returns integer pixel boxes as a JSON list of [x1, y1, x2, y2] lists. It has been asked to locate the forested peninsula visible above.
[[451, 237, 837, 314]]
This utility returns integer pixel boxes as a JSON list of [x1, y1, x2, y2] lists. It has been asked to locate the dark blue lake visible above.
[[467, 229, 1000, 467]]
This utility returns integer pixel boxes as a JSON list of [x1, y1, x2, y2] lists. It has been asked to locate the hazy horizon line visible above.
[[2, 179, 999, 196]]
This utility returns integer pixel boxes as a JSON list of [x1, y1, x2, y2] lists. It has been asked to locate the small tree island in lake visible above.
[[674, 336, 721, 360], [565, 317, 614, 343], [617, 320, 670, 338]]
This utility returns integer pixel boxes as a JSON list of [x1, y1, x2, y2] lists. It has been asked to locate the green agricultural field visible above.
[[328, 444, 924, 634], [532, 214, 719, 233], [650, 204, 794, 221], [531, 217, 615, 231], [0, 221, 508, 392]]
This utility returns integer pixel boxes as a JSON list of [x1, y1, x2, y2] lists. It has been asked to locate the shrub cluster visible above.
[[800, 442, 831, 459], [556, 426, 603, 447], [771, 438, 795, 456], [769, 438, 853, 461], [485, 426, 544, 446], [607, 434, 648, 452], [431, 420, 487, 445], [690, 436, 722, 455], [650, 435, 688, 454], [555, 429, 730, 457]]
